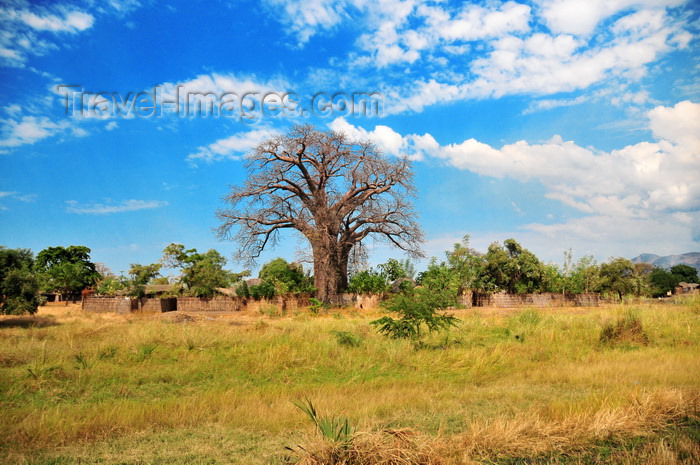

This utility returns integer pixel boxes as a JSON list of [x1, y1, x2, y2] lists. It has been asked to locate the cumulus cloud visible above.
[[66, 199, 168, 214], [537, 0, 687, 36], [186, 127, 280, 164], [335, 100, 700, 252], [0, 116, 70, 147]]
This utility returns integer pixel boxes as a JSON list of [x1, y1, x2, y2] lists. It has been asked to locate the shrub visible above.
[[348, 269, 387, 294], [235, 281, 250, 298], [371, 288, 458, 339], [599, 312, 649, 347], [331, 330, 362, 347], [309, 297, 324, 315], [249, 281, 275, 299]]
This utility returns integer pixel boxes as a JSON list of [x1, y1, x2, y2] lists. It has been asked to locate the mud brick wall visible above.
[[176, 296, 245, 312], [82, 296, 136, 314], [137, 297, 177, 313], [472, 292, 600, 308]]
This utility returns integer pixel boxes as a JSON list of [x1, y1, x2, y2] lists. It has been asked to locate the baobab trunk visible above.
[[312, 242, 349, 305]]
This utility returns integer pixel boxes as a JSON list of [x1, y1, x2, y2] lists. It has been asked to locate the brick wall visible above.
[[82, 296, 136, 314]]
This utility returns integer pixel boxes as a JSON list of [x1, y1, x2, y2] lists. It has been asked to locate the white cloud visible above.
[[262, 0, 348, 45], [0, 116, 69, 147], [337, 100, 700, 249], [0, 1, 142, 67], [186, 128, 280, 164], [523, 95, 588, 114], [19, 10, 94, 33], [0, 191, 37, 210], [537, 0, 686, 36], [66, 199, 168, 214]]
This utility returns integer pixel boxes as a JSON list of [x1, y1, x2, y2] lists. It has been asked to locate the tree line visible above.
[[2, 237, 697, 315], [2, 125, 697, 315]]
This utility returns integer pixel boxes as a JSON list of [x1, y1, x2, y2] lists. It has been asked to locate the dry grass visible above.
[[293, 388, 699, 464], [0, 300, 698, 464]]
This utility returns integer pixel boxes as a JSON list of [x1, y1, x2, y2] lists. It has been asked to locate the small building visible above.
[[675, 282, 699, 295]]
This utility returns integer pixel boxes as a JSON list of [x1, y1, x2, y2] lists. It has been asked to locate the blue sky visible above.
[[0, 0, 698, 276]]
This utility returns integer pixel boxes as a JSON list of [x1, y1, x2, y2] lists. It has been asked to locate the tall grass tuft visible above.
[[600, 311, 649, 347], [331, 330, 362, 348]]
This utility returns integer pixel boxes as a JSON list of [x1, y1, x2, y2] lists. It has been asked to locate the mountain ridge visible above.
[[631, 252, 700, 270]]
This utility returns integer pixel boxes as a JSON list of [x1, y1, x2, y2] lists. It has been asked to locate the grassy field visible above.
[[1, 298, 699, 464]]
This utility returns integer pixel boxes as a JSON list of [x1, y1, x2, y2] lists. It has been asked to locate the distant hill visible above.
[[631, 252, 700, 270]]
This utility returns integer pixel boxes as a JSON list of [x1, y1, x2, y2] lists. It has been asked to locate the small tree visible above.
[[36, 245, 100, 297], [371, 287, 457, 339], [127, 263, 162, 297], [479, 239, 546, 294], [258, 258, 314, 295], [161, 243, 234, 297], [598, 257, 635, 300], [0, 247, 39, 315], [445, 235, 483, 295]]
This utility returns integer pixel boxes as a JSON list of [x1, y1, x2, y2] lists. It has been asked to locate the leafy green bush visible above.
[[309, 297, 324, 315], [235, 281, 250, 298], [249, 281, 276, 299], [348, 269, 387, 294], [258, 258, 315, 295], [371, 288, 458, 339]]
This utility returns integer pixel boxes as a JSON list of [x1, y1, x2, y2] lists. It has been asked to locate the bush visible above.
[[599, 312, 649, 346], [249, 281, 276, 299], [331, 330, 362, 347], [371, 288, 458, 339], [235, 281, 250, 298], [348, 269, 387, 294]]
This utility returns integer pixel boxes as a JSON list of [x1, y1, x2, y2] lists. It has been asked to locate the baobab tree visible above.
[[216, 124, 424, 304]]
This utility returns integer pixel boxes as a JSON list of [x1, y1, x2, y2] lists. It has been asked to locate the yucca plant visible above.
[[293, 398, 353, 445]]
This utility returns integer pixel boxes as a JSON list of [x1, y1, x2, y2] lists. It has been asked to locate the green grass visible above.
[[0, 301, 698, 463]]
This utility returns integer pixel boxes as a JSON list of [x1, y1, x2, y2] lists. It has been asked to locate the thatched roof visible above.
[[144, 284, 183, 295]]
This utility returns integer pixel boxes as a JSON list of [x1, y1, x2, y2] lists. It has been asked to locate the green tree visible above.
[[445, 235, 483, 294], [570, 255, 599, 293], [36, 245, 100, 296], [479, 239, 546, 294], [0, 247, 39, 315], [598, 257, 635, 300], [378, 258, 416, 281], [347, 268, 388, 294], [127, 263, 162, 297], [648, 268, 676, 297], [670, 264, 698, 283], [162, 243, 234, 297], [258, 258, 314, 295]]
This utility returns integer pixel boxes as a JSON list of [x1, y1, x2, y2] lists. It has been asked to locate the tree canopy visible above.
[[36, 245, 100, 296], [162, 243, 234, 297], [216, 124, 424, 304], [0, 247, 39, 315]]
